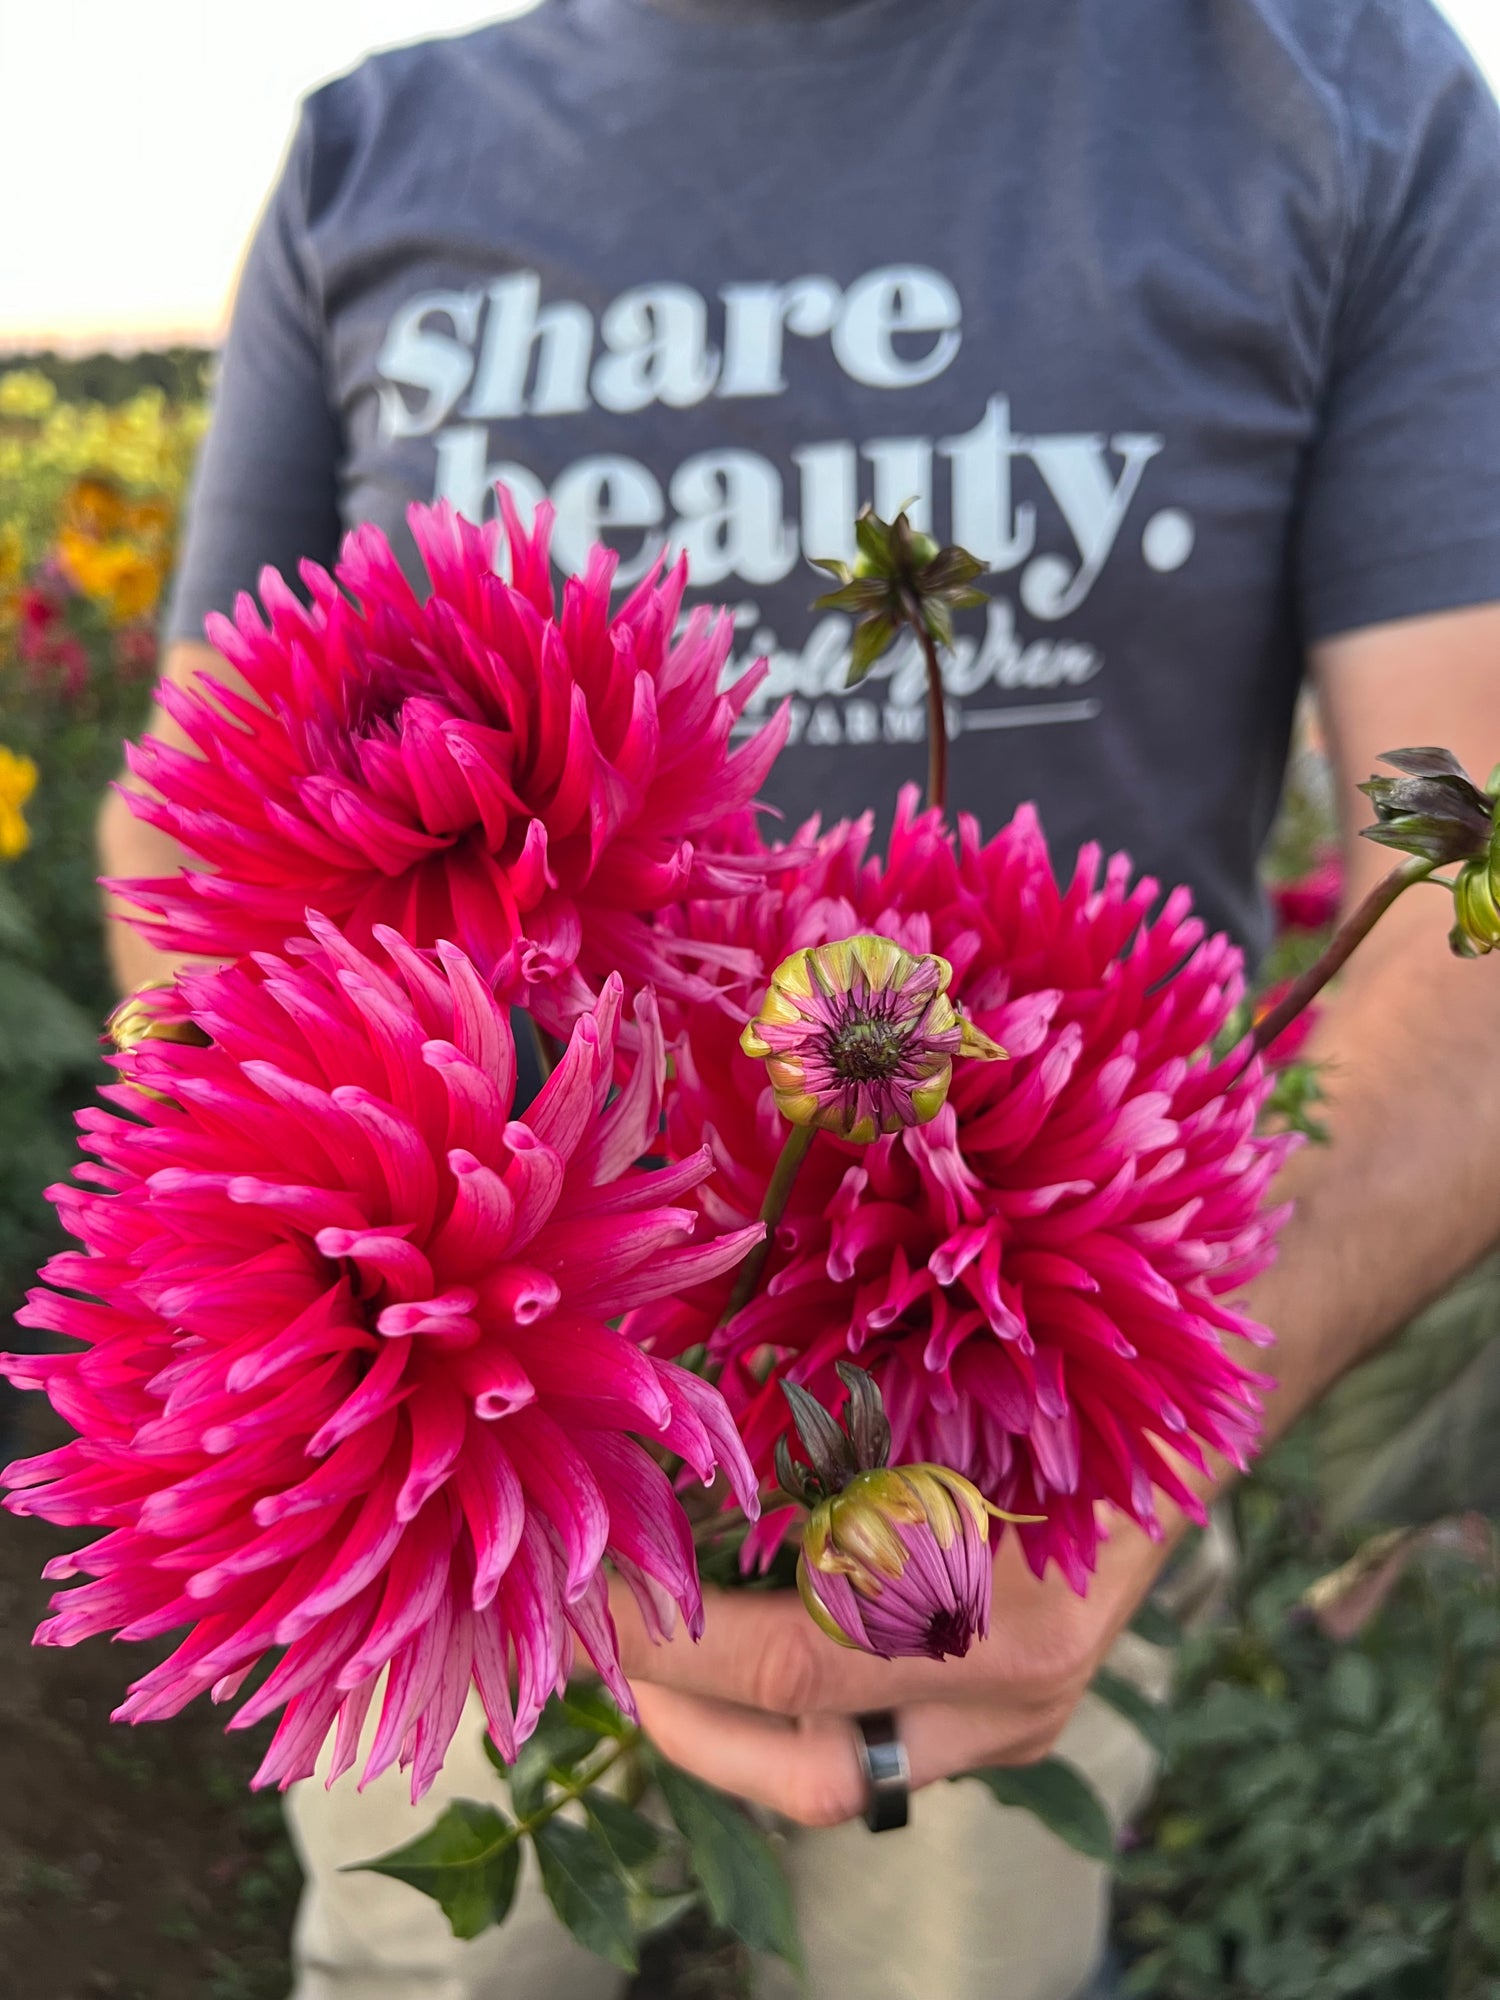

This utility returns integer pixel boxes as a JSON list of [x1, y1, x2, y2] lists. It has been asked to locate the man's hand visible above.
[[610, 1520, 1171, 1828]]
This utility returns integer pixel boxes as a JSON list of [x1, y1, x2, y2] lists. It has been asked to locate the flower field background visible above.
[[0, 355, 1496, 1999]]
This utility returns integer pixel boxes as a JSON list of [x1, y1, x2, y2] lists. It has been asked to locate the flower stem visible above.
[[515, 1730, 641, 1836], [1250, 854, 1437, 1057], [691, 1503, 754, 1550], [902, 589, 949, 816], [719, 1122, 816, 1326]]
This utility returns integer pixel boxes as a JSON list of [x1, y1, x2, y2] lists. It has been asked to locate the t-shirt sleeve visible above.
[[1297, 0, 1500, 642], [163, 106, 343, 645]]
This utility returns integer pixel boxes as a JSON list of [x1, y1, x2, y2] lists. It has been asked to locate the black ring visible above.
[[854, 1710, 910, 1833]]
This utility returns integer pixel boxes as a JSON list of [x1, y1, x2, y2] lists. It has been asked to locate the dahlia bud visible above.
[[103, 979, 212, 1055], [1450, 821, 1500, 957], [799, 1464, 1004, 1661], [1359, 747, 1497, 869], [812, 506, 988, 687], [777, 1365, 1037, 1662], [1358, 748, 1500, 958], [740, 933, 1005, 1144]]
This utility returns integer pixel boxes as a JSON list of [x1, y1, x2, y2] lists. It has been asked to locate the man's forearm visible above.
[[96, 784, 200, 996], [1230, 876, 1500, 1456], [96, 641, 235, 998]]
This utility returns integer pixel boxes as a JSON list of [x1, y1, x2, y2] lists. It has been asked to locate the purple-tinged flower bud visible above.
[[741, 933, 1005, 1145], [775, 1364, 1039, 1662], [798, 1463, 1007, 1661]]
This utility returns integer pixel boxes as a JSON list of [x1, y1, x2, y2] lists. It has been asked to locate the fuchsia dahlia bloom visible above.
[[113, 496, 788, 1032], [0, 923, 760, 1797], [637, 791, 1294, 1590]]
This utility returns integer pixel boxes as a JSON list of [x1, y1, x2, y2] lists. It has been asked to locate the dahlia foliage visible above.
[[4, 494, 1310, 1797], [110, 495, 788, 1033]]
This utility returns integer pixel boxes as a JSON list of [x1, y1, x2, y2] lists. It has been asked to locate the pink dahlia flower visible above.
[[635, 791, 1293, 1590], [1, 923, 760, 1797], [1270, 854, 1342, 935], [112, 496, 789, 1032]]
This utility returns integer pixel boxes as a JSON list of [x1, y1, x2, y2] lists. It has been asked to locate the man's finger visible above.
[[634, 1683, 867, 1827], [610, 1517, 1167, 1719], [613, 1577, 965, 1715], [632, 1683, 1036, 1827]]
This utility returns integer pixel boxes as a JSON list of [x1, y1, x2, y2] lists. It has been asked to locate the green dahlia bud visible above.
[[812, 505, 988, 688], [1358, 747, 1498, 869], [1450, 817, 1500, 956], [1357, 748, 1500, 957]]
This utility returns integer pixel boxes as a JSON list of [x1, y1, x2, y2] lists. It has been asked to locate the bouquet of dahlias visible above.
[[5, 493, 1495, 1969]]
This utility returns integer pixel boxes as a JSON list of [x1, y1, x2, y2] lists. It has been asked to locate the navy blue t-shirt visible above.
[[166, 0, 1500, 957]]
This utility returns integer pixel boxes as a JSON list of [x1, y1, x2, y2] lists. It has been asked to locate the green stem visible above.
[[902, 588, 949, 816], [1250, 854, 1437, 1057], [691, 1503, 754, 1550], [719, 1122, 816, 1326], [516, 1730, 641, 1836]]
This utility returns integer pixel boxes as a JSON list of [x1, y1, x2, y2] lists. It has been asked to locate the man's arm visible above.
[[608, 602, 1500, 1828], [96, 638, 236, 995]]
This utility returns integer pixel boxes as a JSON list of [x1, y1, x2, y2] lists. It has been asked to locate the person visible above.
[[99, 0, 1500, 1995]]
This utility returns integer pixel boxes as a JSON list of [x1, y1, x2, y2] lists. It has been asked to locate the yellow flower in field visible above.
[[0, 747, 38, 861], [0, 369, 58, 421], [56, 525, 165, 622]]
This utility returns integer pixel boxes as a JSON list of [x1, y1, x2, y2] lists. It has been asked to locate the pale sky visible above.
[[2, 0, 1497, 349]]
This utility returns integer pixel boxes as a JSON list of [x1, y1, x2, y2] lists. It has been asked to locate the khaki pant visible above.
[[285, 1626, 1170, 2000]]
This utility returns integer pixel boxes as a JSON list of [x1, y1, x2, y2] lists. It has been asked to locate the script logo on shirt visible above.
[[374, 264, 1197, 748]]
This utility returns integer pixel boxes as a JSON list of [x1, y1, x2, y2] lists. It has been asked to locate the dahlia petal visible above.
[[501, 1411, 610, 1602], [454, 1425, 526, 1610]]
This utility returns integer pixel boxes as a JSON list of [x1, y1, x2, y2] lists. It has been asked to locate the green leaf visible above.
[[854, 508, 894, 572], [846, 613, 896, 688], [1092, 1667, 1171, 1757], [489, 1701, 603, 1819], [654, 1759, 801, 1966], [1322, 1261, 1500, 1527], [561, 1685, 633, 1739], [352, 1799, 520, 1942], [0, 961, 99, 1080], [584, 1789, 662, 1871], [1320, 1250, 1500, 1523], [1325, 1652, 1381, 1729], [0, 881, 36, 954], [963, 1758, 1116, 1863], [1128, 1599, 1184, 1649], [531, 1817, 637, 1972], [630, 1886, 700, 1940]]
